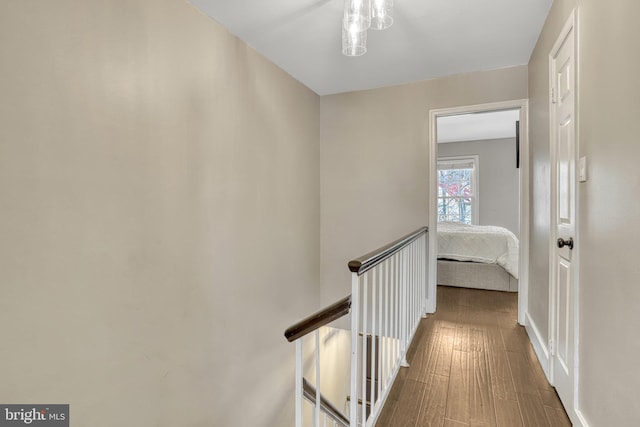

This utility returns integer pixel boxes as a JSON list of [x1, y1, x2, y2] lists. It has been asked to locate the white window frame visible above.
[[436, 155, 479, 224]]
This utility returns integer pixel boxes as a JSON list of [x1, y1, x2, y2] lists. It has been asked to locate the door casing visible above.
[[426, 99, 530, 327]]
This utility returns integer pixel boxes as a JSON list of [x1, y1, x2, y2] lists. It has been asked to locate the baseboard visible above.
[[574, 408, 590, 427], [524, 311, 551, 381], [524, 314, 591, 427]]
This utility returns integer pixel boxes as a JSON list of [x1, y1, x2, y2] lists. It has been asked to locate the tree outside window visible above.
[[437, 157, 478, 224]]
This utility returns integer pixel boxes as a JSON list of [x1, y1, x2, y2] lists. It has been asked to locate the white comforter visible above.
[[437, 222, 519, 279]]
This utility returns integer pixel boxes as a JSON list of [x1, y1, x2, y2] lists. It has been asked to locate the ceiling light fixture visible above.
[[342, 0, 393, 56], [371, 0, 393, 30], [342, 26, 368, 56]]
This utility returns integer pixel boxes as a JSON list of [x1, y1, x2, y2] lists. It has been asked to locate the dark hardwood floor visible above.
[[376, 286, 572, 426]]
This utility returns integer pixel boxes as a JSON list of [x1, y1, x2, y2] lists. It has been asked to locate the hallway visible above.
[[376, 286, 572, 426]]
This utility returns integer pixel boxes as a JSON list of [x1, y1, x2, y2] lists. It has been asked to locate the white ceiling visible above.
[[189, 0, 553, 95], [437, 109, 520, 143]]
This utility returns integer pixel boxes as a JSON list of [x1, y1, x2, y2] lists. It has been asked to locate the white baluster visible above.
[[315, 330, 321, 427], [350, 272, 359, 427], [378, 260, 384, 399], [422, 234, 427, 317], [401, 248, 409, 367], [295, 338, 303, 427], [394, 253, 399, 365], [361, 271, 368, 426], [385, 257, 390, 388], [411, 241, 420, 335], [371, 268, 377, 408]]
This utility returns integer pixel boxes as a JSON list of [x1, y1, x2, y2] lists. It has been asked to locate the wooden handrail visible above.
[[303, 378, 349, 427], [284, 295, 351, 342], [348, 226, 428, 275]]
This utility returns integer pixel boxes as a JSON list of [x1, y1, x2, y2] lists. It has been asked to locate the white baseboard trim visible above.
[[574, 408, 590, 427], [524, 313, 591, 427], [524, 311, 551, 381]]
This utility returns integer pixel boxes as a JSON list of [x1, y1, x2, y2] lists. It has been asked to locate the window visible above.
[[437, 156, 478, 224]]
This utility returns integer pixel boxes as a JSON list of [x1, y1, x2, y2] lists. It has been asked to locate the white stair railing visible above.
[[284, 227, 428, 427], [285, 297, 352, 427], [347, 227, 428, 427]]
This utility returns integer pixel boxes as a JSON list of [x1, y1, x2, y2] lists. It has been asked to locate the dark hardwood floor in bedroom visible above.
[[376, 286, 572, 427]]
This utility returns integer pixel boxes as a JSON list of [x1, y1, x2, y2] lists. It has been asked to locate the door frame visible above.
[[548, 9, 582, 424], [427, 99, 530, 326]]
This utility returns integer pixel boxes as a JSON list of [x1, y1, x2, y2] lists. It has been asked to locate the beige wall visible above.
[[528, 0, 640, 425], [0, 1, 320, 426], [319, 67, 528, 307], [574, 1, 640, 425]]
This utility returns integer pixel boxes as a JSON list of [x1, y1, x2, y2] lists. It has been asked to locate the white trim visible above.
[[574, 409, 590, 427], [427, 110, 438, 314], [436, 155, 480, 224], [572, 10, 583, 427], [427, 100, 530, 325], [524, 311, 551, 380]]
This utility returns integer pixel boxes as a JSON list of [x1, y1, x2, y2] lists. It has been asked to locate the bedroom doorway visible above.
[[427, 100, 530, 326]]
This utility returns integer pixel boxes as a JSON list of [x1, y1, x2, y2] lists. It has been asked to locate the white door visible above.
[[550, 13, 576, 419]]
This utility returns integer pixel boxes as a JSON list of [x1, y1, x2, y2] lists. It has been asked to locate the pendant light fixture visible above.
[[342, 0, 393, 56], [343, 0, 371, 32], [371, 0, 393, 30], [342, 26, 367, 56]]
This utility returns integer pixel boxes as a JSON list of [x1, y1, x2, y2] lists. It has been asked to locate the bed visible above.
[[437, 222, 519, 292]]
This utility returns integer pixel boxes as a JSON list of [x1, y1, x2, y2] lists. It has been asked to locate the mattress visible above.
[[437, 222, 519, 279]]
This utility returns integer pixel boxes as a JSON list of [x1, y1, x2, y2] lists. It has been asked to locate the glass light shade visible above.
[[342, 26, 367, 56], [343, 0, 371, 32], [371, 0, 393, 30]]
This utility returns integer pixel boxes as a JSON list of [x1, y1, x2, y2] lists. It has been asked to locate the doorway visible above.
[[426, 99, 530, 326]]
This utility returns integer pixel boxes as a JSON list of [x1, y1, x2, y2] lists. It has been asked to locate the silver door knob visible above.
[[557, 237, 574, 250]]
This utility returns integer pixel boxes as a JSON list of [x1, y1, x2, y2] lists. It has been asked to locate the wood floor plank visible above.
[[537, 389, 564, 410], [434, 310, 460, 329], [406, 320, 428, 363], [376, 403, 397, 426], [416, 374, 449, 427], [517, 392, 550, 427], [481, 309, 496, 328], [496, 310, 517, 330], [444, 419, 469, 427], [445, 350, 470, 424], [473, 290, 499, 311], [469, 328, 485, 353], [429, 326, 456, 377], [506, 351, 540, 396], [470, 349, 497, 426], [438, 286, 457, 311], [523, 345, 556, 393], [385, 366, 408, 403], [388, 379, 428, 427], [492, 290, 518, 316], [407, 335, 432, 383], [495, 398, 524, 427], [377, 363, 409, 424], [473, 325, 503, 350], [500, 324, 531, 353], [487, 348, 517, 401], [543, 405, 572, 427], [454, 322, 471, 352]]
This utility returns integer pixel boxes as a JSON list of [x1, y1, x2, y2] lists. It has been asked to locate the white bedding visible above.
[[437, 222, 519, 279]]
